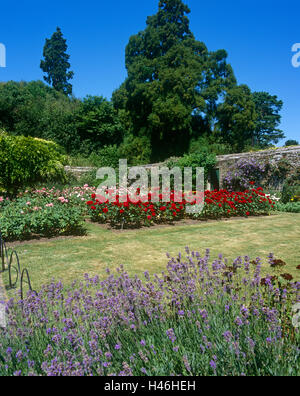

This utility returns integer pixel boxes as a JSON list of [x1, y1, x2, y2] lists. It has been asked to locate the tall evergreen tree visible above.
[[216, 85, 257, 152], [113, 0, 236, 161], [252, 92, 284, 147], [40, 27, 74, 96]]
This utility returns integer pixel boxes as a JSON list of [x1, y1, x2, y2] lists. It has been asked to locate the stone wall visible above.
[[64, 166, 95, 177], [216, 146, 300, 189], [65, 146, 300, 190]]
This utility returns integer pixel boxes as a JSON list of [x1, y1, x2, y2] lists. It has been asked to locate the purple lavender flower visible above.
[[166, 329, 176, 343], [209, 360, 217, 371]]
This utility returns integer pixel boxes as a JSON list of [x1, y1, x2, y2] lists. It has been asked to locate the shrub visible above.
[[223, 158, 266, 191], [87, 186, 274, 229], [0, 197, 85, 241], [189, 136, 233, 155], [88, 189, 186, 228], [118, 135, 152, 166], [76, 170, 99, 188], [166, 152, 217, 187], [89, 145, 121, 168], [0, 186, 96, 240], [0, 135, 67, 195], [196, 187, 274, 219], [275, 202, 300, 213], [281, 169, 300, 204], [0, 250, 299, 376]]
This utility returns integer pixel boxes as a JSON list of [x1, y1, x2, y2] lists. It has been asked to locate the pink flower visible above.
[[46, 203, 54, 208], [0, 197, 3, 202], [26, 202, 31, 206]]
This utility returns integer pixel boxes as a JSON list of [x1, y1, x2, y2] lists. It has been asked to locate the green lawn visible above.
[[2, 212, 300, 296]]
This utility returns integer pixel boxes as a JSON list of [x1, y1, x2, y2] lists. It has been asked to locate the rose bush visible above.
[[87, 185, 275, 228], [0, 186, 96, 240]]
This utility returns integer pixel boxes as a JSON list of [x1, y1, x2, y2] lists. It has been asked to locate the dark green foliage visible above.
[[166, 151, 216, 185], [281, 168, 300, 203], [40, 27, 74, 95], [0, 198, 85, 241], [75, 96, 124, 154], [216, 85, 257, 152], [285, 139, 299, 147], [275, 202, 300, 213], [0, 80, 55, 137], [0, 81, 81, 152], [0, 82, 125, 156], [90, 145, 121, 168], [189, 135, 233, 156], [0, 134, 67, 195], [86, 136, 152, 169], [252, 92, 284, 147], [113, 0, 236, 161], [119, 135, 152, 165]]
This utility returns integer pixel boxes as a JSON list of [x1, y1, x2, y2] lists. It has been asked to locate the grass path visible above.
[[2, 212, 300, 296]]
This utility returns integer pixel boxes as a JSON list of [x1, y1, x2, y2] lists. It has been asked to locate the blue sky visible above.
[[0, 0, 299, 144]]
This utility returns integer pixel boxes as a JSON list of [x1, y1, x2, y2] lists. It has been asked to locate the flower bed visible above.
[[0, 249, 299, 376], [0, 186, 96, 241], [87, 186, 275, 228]]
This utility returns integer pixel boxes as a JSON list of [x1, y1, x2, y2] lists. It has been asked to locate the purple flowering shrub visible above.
[[223, 158, 266, 191], [0, 249, 299, 376]]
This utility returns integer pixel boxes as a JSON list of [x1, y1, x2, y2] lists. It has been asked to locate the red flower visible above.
[[246, 211, 250, 216]]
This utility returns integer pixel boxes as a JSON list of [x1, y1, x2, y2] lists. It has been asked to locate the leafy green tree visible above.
[[285, 139, 299, 147], [113, 0, 236, 161], [252, 92, 284, 147], [40, 27, 74, 95], [0, 80, 81, 152], [216, 85, 257, 152], [76, 96, 124, 153], [39, 93, 81, 153], [0, 81, 53, 137]]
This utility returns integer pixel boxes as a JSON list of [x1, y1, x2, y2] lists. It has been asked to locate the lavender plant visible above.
[[0, 249, 299, 376]]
